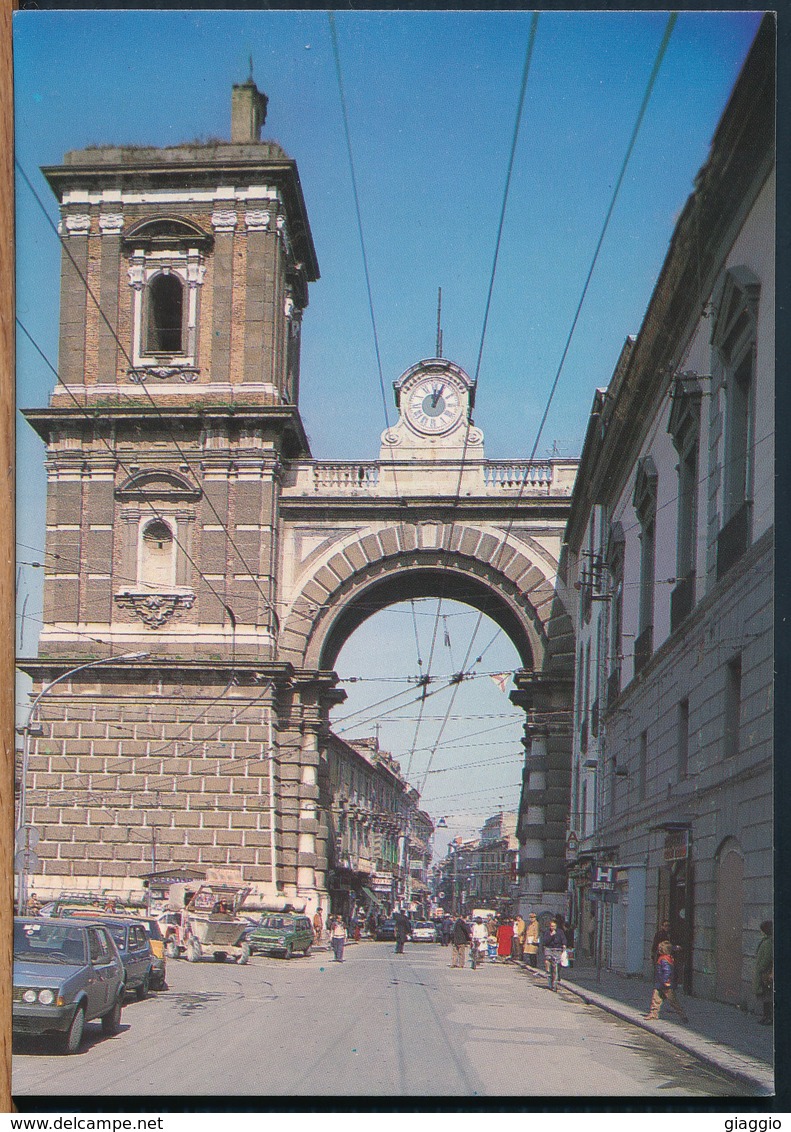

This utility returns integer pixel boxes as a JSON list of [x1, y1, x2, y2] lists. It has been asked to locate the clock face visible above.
[[405, 378, 463, 434]]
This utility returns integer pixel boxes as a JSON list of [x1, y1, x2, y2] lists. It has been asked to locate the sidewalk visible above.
[[518, 959, 774, 1094]]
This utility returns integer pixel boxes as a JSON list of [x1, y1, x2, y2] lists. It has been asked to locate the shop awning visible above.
[[362, 886, 385, 910]]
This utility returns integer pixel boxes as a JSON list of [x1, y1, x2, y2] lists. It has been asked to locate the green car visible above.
[[248, 913, 314, 959]]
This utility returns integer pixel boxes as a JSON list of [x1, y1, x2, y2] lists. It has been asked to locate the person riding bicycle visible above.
[[541, 917, 567, 991], [471, 917, 488, 969]]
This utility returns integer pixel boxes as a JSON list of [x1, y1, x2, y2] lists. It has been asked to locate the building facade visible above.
[[324, 733, 433, 919], [564, 17, 774, 1007], [435, 812, 519, 915]]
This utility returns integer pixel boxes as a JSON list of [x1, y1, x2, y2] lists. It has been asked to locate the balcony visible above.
[[717, 500, 752, 580], [670, 571, 696, 633]]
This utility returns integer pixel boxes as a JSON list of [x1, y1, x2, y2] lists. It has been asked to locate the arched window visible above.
[[140, 519, 175, 589], [146, 273, 184, 354]]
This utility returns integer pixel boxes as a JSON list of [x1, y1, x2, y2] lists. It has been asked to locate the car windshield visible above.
[[14, 921, 86, 964], [416, 922, 433, 929], [104, 924, 128, 949], [258, 916, 293, 930]]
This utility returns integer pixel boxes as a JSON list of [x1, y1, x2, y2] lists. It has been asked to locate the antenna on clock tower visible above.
[[436, 287, 443, 358]]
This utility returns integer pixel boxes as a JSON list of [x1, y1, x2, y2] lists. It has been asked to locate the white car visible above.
[[411, 921, 437, 943]]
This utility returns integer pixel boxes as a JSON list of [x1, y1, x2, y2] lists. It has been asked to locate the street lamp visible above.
[[16, 651, 149, 913]]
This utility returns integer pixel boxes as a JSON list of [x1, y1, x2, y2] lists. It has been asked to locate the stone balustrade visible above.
[[284, 459, 577, 497]]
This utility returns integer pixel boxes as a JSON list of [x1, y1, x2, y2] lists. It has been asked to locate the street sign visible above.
[[591, 864, 616, 891], [15, 825, 40, 851], [14, 848, 40, 873]]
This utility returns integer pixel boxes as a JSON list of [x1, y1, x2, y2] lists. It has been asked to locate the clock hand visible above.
[[431, 384, 445, 407]]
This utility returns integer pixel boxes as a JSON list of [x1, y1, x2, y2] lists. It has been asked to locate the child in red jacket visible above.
[[644, 941, 689, 1021]]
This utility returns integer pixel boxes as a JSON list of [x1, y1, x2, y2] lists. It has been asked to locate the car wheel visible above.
[[136, 973, 150, 1001], [101, 995, 123, 1036], [302, 944, 312, 957], [165, 939, 179, 959], [212, 951, 227, 963], [239, 942, 251, 965], [284, 943, 293, 960], [60, 1005, 85, 1055]]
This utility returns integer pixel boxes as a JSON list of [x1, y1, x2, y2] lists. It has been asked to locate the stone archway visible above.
[[275, 520, 575, 914], [278, 521, 574, 676]]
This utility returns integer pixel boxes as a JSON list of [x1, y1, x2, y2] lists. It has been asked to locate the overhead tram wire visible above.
[[15, 161, 280, 637], [329, 13, 450, 746], [435, 12, 681, 717], [409, 14, 541, 776]]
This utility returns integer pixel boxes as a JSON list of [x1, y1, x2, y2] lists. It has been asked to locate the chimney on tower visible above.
[[231, 75, 268, 143]]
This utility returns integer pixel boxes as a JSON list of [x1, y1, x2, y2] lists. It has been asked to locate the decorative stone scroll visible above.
[[211, 209, 238, 233], [128, 367, 200, 383], [99, 214, 124, 235], [62, 214, 91, 236], [245, 209, 271, 231], [115, 591, 195, 628]]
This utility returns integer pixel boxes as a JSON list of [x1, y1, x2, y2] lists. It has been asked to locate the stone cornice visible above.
[[22, 404, 311, 459], [279, 495, 573, 522]]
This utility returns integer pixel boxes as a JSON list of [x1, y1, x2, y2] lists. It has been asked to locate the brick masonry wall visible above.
[[27, 679, 282, 886]]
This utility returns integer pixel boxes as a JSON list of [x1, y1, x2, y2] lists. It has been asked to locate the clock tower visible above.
[[381, 358, 484, 462]]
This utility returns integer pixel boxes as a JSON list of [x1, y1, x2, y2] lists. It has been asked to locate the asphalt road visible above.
[[13, 941, 751, 1099]]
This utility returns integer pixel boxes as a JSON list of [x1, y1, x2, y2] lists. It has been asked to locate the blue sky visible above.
[[13, 10, 764, 853]]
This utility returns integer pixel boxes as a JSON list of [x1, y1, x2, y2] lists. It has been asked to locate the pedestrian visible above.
[[450, 915, 471, 968], [644, 941, 688, 1021], [650, 918, 672, 965], [440, 915, 453, 946], [512, 914, 526, 962], [524, 913, 540, 967], [367, 911, 377, 939], [313, 905, 324, 943], [754, 920, 773, 1025], [330, 916, 347, 962], [26, 892, 41, 917], [394, 909, 411, 954], [487, 914, 498, 938], [497, 918, 514, 961], [487, 932, 498, 962], [471, 917, 488, 969], [541, 917, 567, 991]]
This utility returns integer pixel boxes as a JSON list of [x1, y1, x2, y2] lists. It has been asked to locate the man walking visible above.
[[450, 915, 472, 968], [313, 906, 324, 943], [394, 909, 411, 954]]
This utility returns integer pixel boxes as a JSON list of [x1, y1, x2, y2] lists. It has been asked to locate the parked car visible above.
[[375, 918, 397, 941], [92, 918, 154, 999], [248, 913, 313, 958], [137, 918, 167, 990], [411, 921, 437, 943], [13, 917, 125, 1054]]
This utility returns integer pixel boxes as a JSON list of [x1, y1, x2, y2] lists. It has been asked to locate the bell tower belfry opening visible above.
[[21, 82, 577, 918]]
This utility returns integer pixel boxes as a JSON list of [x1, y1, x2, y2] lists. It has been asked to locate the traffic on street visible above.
[[14, 930, 750, 1099]]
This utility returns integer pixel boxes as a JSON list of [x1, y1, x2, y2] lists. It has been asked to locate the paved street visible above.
[[13, 941, 753, 1099]]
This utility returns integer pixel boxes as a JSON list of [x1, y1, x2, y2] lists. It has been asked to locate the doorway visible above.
[[715, 839, 744, 1003]]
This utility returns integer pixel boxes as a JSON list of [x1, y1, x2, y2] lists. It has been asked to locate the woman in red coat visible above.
[[496, 919, 514, 960]]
